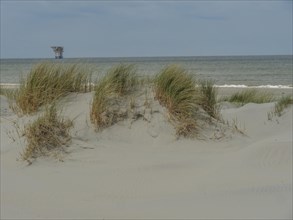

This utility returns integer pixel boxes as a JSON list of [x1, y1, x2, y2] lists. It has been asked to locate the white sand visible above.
[[1, 90, 292, 219]]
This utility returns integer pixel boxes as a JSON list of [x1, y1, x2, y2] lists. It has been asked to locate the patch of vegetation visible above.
[[198, 79, 220, 119], [268, 95, 293, 120], [90, 64, 138, 129], [154, 65, 199, 137], [274, 95, 293, 116], [223, 89, 274, 105], [21, 104, 73, 164], [12, 62, 92, 114], [0, 87, 17, 99], [0, 87, 5, 96]]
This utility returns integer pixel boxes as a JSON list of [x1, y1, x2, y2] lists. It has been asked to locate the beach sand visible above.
[[1, 88, 292, 219]]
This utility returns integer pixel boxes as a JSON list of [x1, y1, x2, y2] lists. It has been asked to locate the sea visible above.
[[0, 55, 292, 88]]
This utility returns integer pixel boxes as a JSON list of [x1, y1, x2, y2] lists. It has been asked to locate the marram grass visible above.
[[13, 62, 92, 114], [268, 95, 293, 119], [0, 87, 17, 99], [224, 89, 274, 105], [273, 95, 293, 116], [104, 64, 138, 96], [154, 65, 199, 137], [90, 64, 138, 128], [198, 79, 220, 119], [21, 104, 73, 163]]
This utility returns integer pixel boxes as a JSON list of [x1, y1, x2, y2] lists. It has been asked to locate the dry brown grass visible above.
[[12, 62, 92, 114], [154, 65, 199, 137], [90, 64, 138, 129], [21, 104, 73, 163]]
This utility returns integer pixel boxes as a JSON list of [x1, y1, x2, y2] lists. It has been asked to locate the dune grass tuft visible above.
[[0, 87, 5, 96], [273, 95, 293, 116], [154, 65, 199, 137], [13, 62, 92, 114], [0, 87, 17, 99], [90, 64, 138, 129], [103, 64, 138, 96], [21, 104, 73, 163], [198, 79, 220, 119], [224, 89, 274, 105], [268, 95, 293, 120]]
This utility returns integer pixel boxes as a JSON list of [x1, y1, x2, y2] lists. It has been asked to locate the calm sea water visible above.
[[0, 55, 292, 88]]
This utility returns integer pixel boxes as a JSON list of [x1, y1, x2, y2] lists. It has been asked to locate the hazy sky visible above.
[[1, 0, 292, 58]]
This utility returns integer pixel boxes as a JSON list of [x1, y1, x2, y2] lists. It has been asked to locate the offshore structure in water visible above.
[[51, 46, 64, 59]]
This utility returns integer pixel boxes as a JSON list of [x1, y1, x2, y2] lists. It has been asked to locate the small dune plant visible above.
[[21, 104, 73, 164], [12, 62, 92, 114], [268, 95, 293, 120], [0, 87, 16, 99], [224, 89, 274, 106], [198, 79, 220, 119], [273, 95, 293, 116], [90, 64, 138, 129], [0, 87, 5, 96], [154, 65, 199, 137]]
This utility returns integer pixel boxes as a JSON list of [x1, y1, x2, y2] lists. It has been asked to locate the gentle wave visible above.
[[216, 84, 292, 89], [0, 83, 20, 89]]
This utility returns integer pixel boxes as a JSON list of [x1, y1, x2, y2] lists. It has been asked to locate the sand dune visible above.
[[1, 90, 292, 219]]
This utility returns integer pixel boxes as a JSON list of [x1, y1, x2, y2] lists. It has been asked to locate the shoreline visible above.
[[1, 82, 292, 89], [1, 83, 292, 102], [217, 87, 293, 99]]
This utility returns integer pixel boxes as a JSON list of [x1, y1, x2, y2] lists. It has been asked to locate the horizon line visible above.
[[1, 54, 292, 60]]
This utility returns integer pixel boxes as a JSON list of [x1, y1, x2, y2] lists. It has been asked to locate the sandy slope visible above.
[[1, 92, 292, 219]]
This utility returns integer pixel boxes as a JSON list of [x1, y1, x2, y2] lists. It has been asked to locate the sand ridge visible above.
[[0, 89, 292, 219]]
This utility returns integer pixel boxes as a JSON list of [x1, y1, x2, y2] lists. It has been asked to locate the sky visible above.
[[0, 0, 292, 58]]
